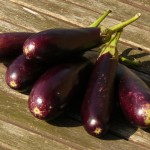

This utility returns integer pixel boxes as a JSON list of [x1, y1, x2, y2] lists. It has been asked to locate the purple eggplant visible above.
[[28, 60, 93, 120], [0, 32, 33, 58], [5, 54, 48, 92], [23, 10, 112, 62], [117, 63, 150, 128], [23, 14, 140, 62], [81, 31, 121, 138]]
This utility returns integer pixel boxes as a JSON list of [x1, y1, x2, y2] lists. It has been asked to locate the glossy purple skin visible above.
[[81, 52, 117, 137], [117, 64, 150, 128], [23, 28, 102, 62], [0, 32, 33, 58], [28, 61, 92, 120], [5, 54, 47, 91]]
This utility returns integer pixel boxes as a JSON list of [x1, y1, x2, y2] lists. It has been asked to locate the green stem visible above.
[[89, 10, 111, 27], [110, 13, 141, 33], [98, 34, 116, 53], [119, 56, 141, 66]]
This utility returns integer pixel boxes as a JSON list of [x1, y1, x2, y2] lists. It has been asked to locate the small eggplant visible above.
[[0, 32, 33, 58], [28, 60, 93, 120], [5, 54, 48, 92], [81, 31, 121, 138], [117, 63, 150, 128], [23, 14, 140, 62]]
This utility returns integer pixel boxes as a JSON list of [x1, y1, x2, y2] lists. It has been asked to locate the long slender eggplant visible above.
[[0, 32, 33, 58], [5, 54, 48, 92], [81, 31, 121, 138], [23, 14, 140, 62], [5, 10, 111, 92], [117, 63, 150, 128], [28, 60, 94, 120]]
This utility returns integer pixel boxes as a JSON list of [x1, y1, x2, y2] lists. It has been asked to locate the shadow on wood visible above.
[[0, 55, 18, 67], [46, 113, 82, 127], [119, 47, 150, 75], [110, 109, 138, 140]]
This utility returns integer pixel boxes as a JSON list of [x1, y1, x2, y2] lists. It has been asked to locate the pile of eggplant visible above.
[[1, 10, 150, 138]]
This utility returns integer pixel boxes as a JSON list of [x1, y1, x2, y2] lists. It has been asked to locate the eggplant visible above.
[[81, 31, 121, 137], [117, 63, 150, 128], [23, 14, 140, 62], [0, 32, 33, 58], [28, 59, 93, 120], [5, 54, 48, 92]]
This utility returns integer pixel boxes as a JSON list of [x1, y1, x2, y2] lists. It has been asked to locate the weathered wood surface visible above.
[[9, 0, 150, 52], [0, 0, 150, 149]]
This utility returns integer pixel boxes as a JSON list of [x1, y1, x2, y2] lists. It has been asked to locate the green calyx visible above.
[[99, 26, 112, 43], [99, 30, 122, 58]]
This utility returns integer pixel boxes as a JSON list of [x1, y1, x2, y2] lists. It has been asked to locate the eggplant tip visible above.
[[10, 80, 17, 88], [144, 107, 150, 126], [33, 107, 42, 117], [23, 42, 35, 58], [24, 47, 30, 56], [93, 127, 102, 135]]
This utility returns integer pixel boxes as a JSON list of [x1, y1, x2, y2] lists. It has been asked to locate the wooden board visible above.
[[0, 0, 150, 149], [9, 0, 150, 52]]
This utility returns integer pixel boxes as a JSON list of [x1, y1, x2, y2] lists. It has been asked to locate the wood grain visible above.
[[9, 0, 150, 52], [0, 119, 76, 150], [0, 0, 74, 32], [110, 114, 150, 149], [0, 0, 150, 149], [0, 91, 148, 150], [119, 0, 150, 11]]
